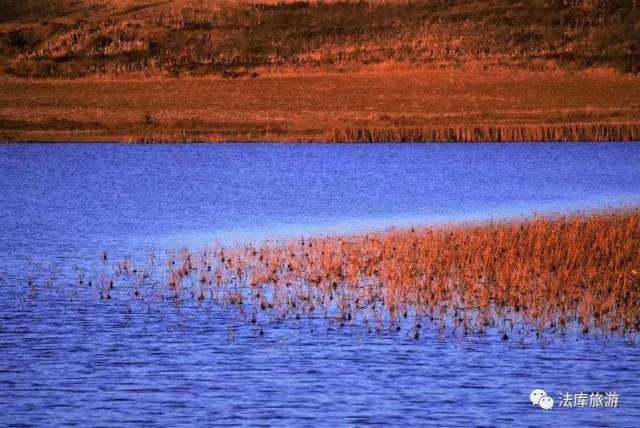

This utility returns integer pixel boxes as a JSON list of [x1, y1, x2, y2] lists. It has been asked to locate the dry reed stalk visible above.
[[328, 123, 640, 143], [22, 209, 640, 338]]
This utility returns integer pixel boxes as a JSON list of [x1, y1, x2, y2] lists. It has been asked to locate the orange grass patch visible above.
[[92, 209, 640, 338]]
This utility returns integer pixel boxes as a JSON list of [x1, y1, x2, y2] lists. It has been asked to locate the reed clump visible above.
[[225, 210, 640, 336], [20, 209, 640, 338]]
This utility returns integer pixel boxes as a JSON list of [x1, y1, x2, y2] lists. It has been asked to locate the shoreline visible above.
[[2, 68, 639, 144], [3, 122, 640, 144]]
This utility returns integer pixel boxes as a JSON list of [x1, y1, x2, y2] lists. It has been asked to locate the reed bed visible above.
[[118, 122, 640, 144], [328, 123, 640, 143], [18, 209, 640, 339]]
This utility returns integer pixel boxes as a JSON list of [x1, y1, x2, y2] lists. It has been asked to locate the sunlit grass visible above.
[[24, 209, 640, 339]]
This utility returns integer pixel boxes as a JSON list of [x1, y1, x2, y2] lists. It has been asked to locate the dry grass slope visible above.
[[1, 0, 639, 78]]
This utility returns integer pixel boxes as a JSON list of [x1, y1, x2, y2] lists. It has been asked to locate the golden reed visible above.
[[120, 122, 640, 144], [230, 209, 640, 336], [328, 123, 640, 143], [31, 209, 639, 338]]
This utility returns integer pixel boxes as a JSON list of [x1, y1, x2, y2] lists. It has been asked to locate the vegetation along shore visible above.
[[1, 0, 639, 143]]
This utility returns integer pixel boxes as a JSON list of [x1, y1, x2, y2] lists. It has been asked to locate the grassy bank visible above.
[[2, 1, 639, 143], [1, 67, 639, 143]]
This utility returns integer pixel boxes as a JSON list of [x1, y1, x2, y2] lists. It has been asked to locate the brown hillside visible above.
[[1, 0, 639, 78]]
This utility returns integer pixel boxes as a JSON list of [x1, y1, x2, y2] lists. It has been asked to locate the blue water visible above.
[[1, 142, 640, 427]]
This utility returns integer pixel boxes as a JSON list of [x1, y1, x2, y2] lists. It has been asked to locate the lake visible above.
[[1, 142, 640, 426]]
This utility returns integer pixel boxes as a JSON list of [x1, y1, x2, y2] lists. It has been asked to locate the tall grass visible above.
[[118, 122, 640, 143], [223, 209, 640, 336], [328, 123, 640, 143], [26, 209, 640, 338]]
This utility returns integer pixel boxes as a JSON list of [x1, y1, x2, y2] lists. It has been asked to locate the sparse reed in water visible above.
[[20, 209, 640, 339]]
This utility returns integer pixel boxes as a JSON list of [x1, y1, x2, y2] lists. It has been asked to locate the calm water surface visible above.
[[1, 143, 640, 427]]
